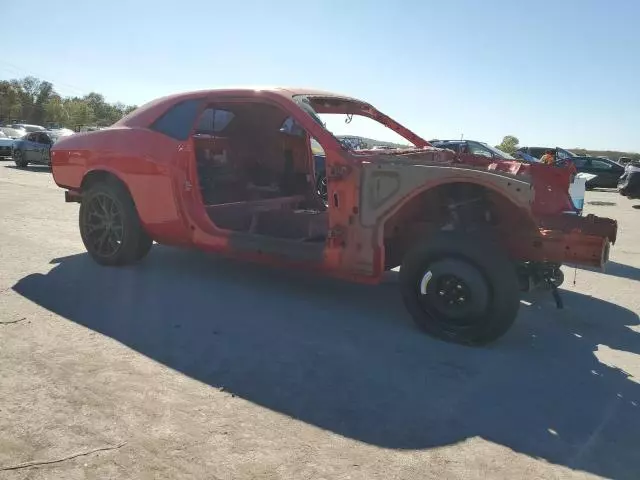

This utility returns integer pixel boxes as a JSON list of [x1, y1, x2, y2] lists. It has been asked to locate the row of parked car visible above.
[[0, 123, 105, 167], [426, 139, 639, 199], [2, 122, 639, 200]]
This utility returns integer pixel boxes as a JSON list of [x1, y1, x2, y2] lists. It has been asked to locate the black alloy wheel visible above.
[[79, 181, 152, 266], [82, 192, 125, 259]]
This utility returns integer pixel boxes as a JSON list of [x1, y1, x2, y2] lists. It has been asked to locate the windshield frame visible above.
[[292, 94, 430, 152]]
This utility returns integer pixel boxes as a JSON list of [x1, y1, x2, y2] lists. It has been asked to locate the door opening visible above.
[[190, 101, 329, 242]]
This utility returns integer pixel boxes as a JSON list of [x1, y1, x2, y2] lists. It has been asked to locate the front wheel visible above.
[[79, 181, 152, 266], [399, 232, 521, 346], [13, 149, 28, 168]]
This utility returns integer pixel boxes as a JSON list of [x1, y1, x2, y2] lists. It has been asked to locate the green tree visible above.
[[64, 99, 96, 127], [496, 135, 520, 155], [0, 76, 137, 128], [44, 95, 68, 126], [8, 76, 55, 124], [0, 81, 23, 121], [123, 104, 138, 116]]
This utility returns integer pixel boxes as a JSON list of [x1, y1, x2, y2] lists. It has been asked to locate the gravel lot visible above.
[[1, 162, 639, 480]]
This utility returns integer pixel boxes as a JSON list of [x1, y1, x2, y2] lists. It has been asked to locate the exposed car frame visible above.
[[50, 88, 618, 346]]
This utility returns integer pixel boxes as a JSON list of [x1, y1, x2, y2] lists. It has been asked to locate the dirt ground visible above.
[[1, 162, 639, 480]]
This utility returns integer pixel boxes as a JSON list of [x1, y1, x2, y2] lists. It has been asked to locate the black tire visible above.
[[79, 180, 152, 266], [552, 268, 565, 288], [135, 236, 154, 260], [13, 149, 28, 168], [399, 232, 520, 346]]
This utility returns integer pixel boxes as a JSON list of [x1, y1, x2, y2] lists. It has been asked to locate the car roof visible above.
[[114, 87, 365, 129]]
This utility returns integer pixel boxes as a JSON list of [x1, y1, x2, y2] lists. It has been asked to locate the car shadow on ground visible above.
[[586, 200, 617, 206], [587, 187, 618, 192], [12, 247, 640, 480], [3, 165, 51, 173], [578, 261, 640, 282], [603, 261, 640, 282]]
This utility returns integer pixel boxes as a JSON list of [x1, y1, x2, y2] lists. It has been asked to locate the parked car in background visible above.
[[572, 156, 625, 189], [514, 146, 625, 190], [371, 145, 398, 150], [75, 125, 104, 133], [10, 123, 46, 133], [431, 140, 516, 164], [617, 162, 640, 199], [48, 127, 75, 137], [516, 146, 577, 166], [0, 127, 26, 158], [0, 130, 14, 158], [618, 156, 632, 165], [12, 130, 64, 168], [1, 126, 27, 139]]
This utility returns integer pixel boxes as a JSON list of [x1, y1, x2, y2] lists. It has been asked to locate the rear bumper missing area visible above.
[[511, 213, 617, 269]]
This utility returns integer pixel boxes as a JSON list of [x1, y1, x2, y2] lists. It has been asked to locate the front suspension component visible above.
[[518, 262, 565, 309]]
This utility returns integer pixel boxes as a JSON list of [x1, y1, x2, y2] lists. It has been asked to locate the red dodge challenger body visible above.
[[50, 88, 618, 346]]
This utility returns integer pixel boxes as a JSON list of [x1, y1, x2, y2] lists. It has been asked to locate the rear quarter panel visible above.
[[51, 128, 191, 245]]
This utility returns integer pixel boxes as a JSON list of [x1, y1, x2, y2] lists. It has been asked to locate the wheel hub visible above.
[[435, 274, 471, 308], [83, 193, 124, 258], [416, 259, 490, 325]]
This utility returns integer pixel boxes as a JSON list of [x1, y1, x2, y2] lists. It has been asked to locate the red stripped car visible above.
[[50, 88, 617, 345]]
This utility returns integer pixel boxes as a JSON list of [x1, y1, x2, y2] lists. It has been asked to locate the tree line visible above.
[[0, 76, 137, 130], [496, 135, 640, 162], [2, 76, 637, 161]]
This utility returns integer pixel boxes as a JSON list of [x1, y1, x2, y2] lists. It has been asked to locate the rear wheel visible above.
[[399, 232, 520, 346], [13, 149, 28, 168], [79, 181, 152, 266]]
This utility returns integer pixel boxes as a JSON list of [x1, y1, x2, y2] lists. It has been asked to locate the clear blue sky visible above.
[[3, 0, 639, 151]]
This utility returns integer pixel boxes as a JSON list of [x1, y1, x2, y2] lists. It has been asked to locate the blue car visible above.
[[0, 131, 14, 158], [12, 131, 66, 168], [0, 127, 25, 158]]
